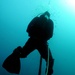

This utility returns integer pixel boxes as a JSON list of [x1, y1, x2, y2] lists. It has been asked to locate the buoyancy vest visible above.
[[27, 16, 54, 41]]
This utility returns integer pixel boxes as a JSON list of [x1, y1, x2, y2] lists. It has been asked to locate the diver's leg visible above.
[[19, 38, 36, 58], [37, 42, 54, 75]]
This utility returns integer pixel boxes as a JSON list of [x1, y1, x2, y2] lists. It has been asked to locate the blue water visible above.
[[0, 0, 75, 75]]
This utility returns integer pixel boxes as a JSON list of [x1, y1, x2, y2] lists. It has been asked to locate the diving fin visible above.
[[2, 47, 21, 74]]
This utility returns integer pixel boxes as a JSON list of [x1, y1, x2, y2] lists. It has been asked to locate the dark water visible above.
[[0, 0, 75, 75]]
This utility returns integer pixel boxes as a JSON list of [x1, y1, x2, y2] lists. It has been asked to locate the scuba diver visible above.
[[14, 11, 54, 75]]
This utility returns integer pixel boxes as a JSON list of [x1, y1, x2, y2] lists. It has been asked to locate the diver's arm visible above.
[[48, 19, 54, 38]]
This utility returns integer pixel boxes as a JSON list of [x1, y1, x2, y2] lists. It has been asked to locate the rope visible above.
[[38, 45, 50, 75], [46, 45, 50, 75]]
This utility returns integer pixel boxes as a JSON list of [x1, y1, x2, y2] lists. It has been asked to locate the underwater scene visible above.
[[0, 0, 75, 75]]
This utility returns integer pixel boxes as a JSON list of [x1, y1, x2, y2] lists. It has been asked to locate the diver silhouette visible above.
[[3, 11, 54, 75], [17, 11, 54, 75]]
